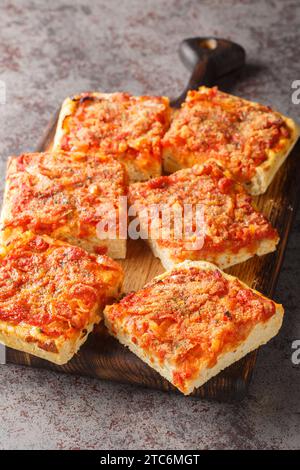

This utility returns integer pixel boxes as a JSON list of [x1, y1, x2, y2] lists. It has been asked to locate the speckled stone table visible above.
[[0, 0, 299, 450]]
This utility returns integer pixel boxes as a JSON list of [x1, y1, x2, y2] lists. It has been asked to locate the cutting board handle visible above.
[[171, 37, 246, 107]]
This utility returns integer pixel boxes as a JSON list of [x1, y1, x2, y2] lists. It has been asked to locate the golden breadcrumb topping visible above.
[[163, 86, 292, 183], [59, 92, 170, 175], [129, 161, 278, 260], [106, 265, 276, 393], [3, 152, 127, 252], [0, 233, 123, 346]]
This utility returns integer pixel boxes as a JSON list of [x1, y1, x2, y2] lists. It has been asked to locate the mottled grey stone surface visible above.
[[0, 0, 299, 450]]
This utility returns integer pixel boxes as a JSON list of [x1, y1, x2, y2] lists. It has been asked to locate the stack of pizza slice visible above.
[[0, 86, 298, 394], [0, 151, 126, 364]]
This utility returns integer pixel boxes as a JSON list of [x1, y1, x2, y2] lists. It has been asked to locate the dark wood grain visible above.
[[5, 109, 300, 400]]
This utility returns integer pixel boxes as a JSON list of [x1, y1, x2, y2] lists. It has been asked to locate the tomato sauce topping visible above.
[[60, 93, 170, 169], [106, 265, 277, 393], [129, 161, 278, 258], [162, 87, 292, 183], [0, 233, 122, 339], [3, 152, 127, 240]]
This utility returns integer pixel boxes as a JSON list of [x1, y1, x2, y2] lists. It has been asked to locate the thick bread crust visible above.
[[57, 235, 127, 260], [120, 159, 161, 183], [53, 96, 77, 151], [0, 220, 127, 260], [0, 158, 10, 241], [0, 225, 127, 260], [246, 116, 300, 195], [147, 237, 278, 270], [163, 149, 184, 174], [104, 260, 284, 395], [105, 310, 282, 395], [183, 309, 282, 394], [104, 315, 179, 391], [0, 319, 96, 365]]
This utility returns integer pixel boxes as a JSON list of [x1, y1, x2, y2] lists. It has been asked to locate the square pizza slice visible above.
[[1, 151, 128, 259], [104, 260, 283, 395], [162, 86, 299, 195], [53, 92, 171, 182], [128, 160, 279, 270], [0, 232, 123, 364]]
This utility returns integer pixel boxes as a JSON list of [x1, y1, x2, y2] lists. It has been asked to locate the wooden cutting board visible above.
[[5, 108, 300, 400], [4, 37, 300, 400]]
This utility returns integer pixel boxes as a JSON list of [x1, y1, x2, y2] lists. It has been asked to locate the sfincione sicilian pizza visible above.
[[162, 86, 299, 195], [0, 232, 123, 364], [128, 160, 279, 270], [104, 260, 284, 395], [53, 92, 171, 182], [0, 151, 128, 259]]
